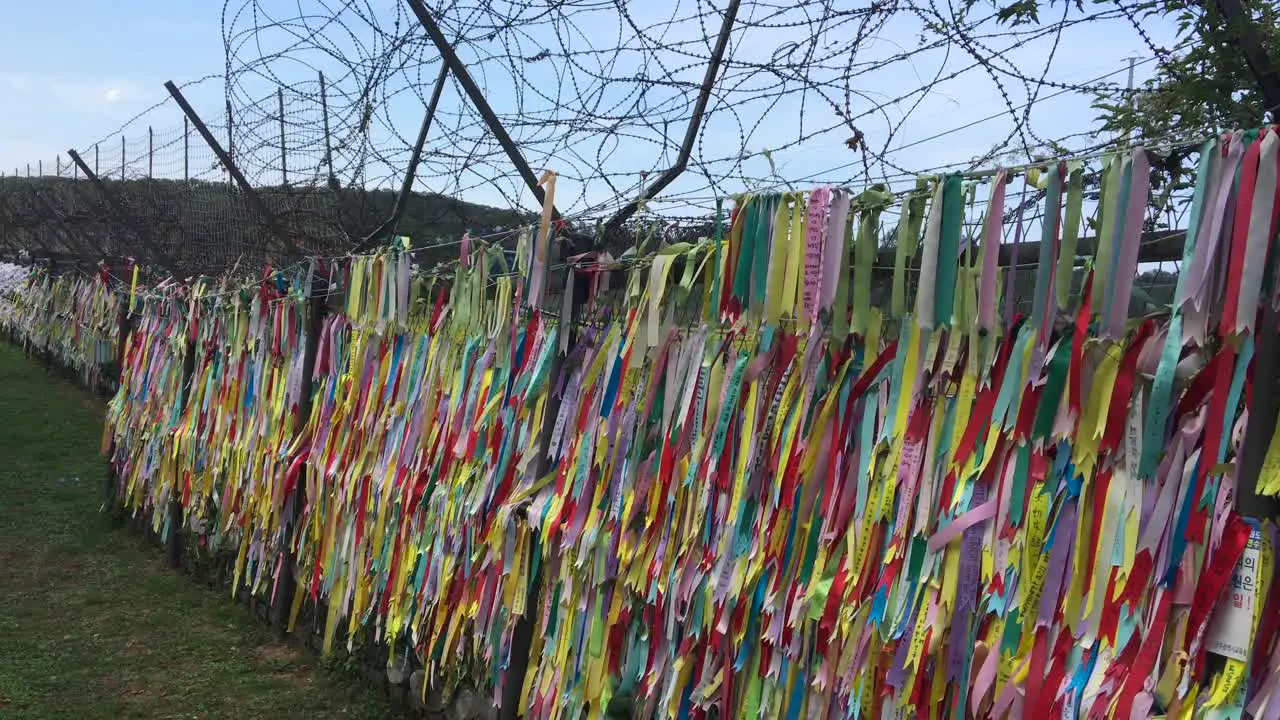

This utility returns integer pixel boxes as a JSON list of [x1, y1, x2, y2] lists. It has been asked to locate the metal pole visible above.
[[164, 81, 297, 259], [148, 126, 154, 179], [319, 71, 334, 186], [121, 135, 126, 180], [353, 63, 450, 252], [183, 116, 190, 182], [278, 88, 288, 188], [37, 160, 42, 177], [404, 0, 561, 220], [1122, 56, 1137, 147], [94, 143, 99, 176], [498, 263, 589, 720], [603, 0, 740, 234], [226, 98, 235, 190]]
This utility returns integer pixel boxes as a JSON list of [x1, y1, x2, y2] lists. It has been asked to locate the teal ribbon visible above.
[[1101, 157, 1134, 325], [731, 197, 756, 308], [1138, 138, 1217, 480], [936, 174, 963, 327], [751, 196, 773, 312]]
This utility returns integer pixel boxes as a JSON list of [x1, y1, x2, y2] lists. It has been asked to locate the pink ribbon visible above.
[[927, 499, 996, 553], [978, 171, 1008, 333], [1106, 149, 1152, 337]]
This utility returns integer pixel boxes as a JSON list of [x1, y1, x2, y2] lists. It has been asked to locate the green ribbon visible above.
[[1092, 156, 1124, 311], [1031, 164, 1062, 333], [851, 185, 894, 335], [891, 180, 930, 319], [1055, 164, 1084, 312], [731, 197, 757, 309]]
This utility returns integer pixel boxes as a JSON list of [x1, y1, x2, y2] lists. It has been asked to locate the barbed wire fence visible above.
[[0, 0, 1202, 301]]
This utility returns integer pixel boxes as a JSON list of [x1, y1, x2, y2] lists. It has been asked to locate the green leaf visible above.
[[995, 0, 1040, 24]]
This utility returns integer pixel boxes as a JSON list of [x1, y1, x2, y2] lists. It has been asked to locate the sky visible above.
[[0, 1, 226, 175], [0, 1, 1187, 219]]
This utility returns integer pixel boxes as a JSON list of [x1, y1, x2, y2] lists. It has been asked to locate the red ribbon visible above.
[[1185, 515, 1251, 675], [1069, 273, 1092, 427], [1221, 131, 1263, 336], [1186, 345, 1236, 544], [1111, 586, 1174, 718]]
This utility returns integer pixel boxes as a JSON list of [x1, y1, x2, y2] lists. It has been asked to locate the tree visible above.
[[1090, 0, 1279, 146], [1089, 0, 1280, 222], [979, 0, 1280, 227]]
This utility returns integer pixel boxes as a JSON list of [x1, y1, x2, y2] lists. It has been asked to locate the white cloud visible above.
[[49, 79, 140, 107], [0, 71, 140, 108]]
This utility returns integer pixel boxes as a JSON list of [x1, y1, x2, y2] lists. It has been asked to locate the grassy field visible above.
[[0, 343, 394, 719]]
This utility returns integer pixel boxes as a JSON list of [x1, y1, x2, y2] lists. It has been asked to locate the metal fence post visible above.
[[226, 98, 235, 191], [273, 268, 328, 633], [121, 136, 126, 180], [405, 0, 563, 221], [319, 71, 334, 186], [352, 64, 449, 253], [183, 116, 190, 182], [278, 88, 288, 188], [499, 259, 590, 720], [148, 127, 154, 179]]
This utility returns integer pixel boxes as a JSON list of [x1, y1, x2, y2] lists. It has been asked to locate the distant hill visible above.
[[0, 176, 533, 274]]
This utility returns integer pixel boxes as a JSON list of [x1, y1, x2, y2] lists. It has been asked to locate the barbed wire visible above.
[[0, 0, 1201, 278]]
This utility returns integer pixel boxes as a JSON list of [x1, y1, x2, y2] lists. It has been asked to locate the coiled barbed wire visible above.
[[218, 0, 1178, 218], [3, 0, 1195, 277]]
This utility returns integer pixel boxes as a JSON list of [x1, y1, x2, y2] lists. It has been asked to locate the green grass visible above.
[[0, 343, 395, 719]]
